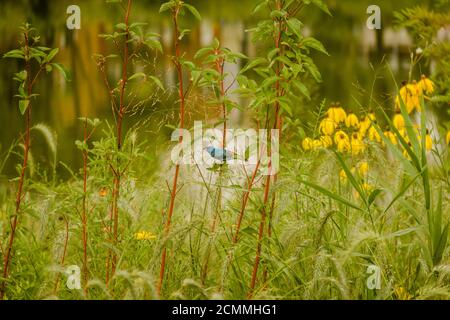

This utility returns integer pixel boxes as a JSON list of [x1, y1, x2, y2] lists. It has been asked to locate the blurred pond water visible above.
[[0, 0, 426, 177]]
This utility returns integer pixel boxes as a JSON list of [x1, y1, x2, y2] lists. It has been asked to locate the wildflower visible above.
[[327, 103, 347, 124], [410, 81, 421, 112], [312, 139, 323, 150], [334, 130, 349, 145], [394, 287, 412, 300], [337, 139, 350, 153], [367, 111, 376, 121], [358, 162, 369, 177], [361, 183, 373, 192], [392, 110, 405, 131], [135, 231, 156, 240], [99, 188, 108, 197], [359, 115, 372, 137], [320, 118, 336, 136], [345, 113, 360, 129], [320, 135, 333, 148], [395, 81, 419, 114], [418, 74, 434, 95], [339, 169, 347, 183], [425, 129, 432, 151], [302, 137, 312, 151], [335, 131, 350, 153], [447, 130, 450, 145], [351, 132, 365, 155], [383, 128, 397, 145], [368, 124, 381, 143]]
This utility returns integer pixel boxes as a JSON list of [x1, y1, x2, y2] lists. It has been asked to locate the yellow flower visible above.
[[327, 104, 347, 124], [337, 139, 350, 153], [383, 129, 397, 145], [345, 113, 360, 129], [447, 130, 450, 145], [361, 183, 373, 192], [351, 132, 365, 155], [358, 161, 369, 177], [368, 125, 381, 143], [320, 135, 333, 148], [334, 130, 349, 145], [320, 118, 337, 136], [394, 287, 412, 300], [135, 231, 156, 240], [418, 74, 434, 95], [302, 137, 312, 151], [396, 82, 419, 114], [339, 169, 347, 182], [367, 111, 376, 121], [393, 111, 405, 131], [425, 130, 433, 151], [359, 116, 372, 137], [312, 139, 323, 150]]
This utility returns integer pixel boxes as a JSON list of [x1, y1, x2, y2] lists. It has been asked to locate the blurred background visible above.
[[0, 0, 445, 177]]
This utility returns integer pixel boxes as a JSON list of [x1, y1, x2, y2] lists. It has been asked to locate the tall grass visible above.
[[0, 1, 448, 301]]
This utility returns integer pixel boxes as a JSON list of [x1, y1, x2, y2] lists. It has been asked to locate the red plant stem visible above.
[[54, 217, 69, 293], [249, 3, 285, 297], [0, 32, 32, 300], [106, 0, 132, 285], [201, 54, 227, 283], [82, 119, 89, 293], [157, 5, 185, 296], [232, 159, 261, 245]]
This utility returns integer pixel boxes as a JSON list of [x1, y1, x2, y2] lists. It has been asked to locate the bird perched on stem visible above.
[[205, 146, 234, 163]]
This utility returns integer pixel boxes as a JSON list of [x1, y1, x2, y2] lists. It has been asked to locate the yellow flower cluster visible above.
[[302, 104, 380, 156], [395, 75, 434, 114], [302, 101, 439, 156], [135, 230, 157, 240]]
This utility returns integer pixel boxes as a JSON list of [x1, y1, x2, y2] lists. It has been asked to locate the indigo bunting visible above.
[[205, 146, 234, 163]]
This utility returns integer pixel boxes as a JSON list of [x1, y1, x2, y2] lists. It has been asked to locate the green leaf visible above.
[[19, 100, 30, 115], [128, 72, 146, 81], [368, 188, 382, 207], [334, 151, 366, 205], [183, 4, 202, 21], [301, 37, 329, 55], [149, 76, 164, 91], [240, 57, 267, 74], [293, 80, 310, 100], [160, 1, 175, 13], [3, 49, 25, 59], [51, 63, 71, 81], [305, 0, 332, 16], [45, 48, 59, 63], [299, 180, 363, 211], [116, 23, 127, 30], [287, 18, 303, 40]]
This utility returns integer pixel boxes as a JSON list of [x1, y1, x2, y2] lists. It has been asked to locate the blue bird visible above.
[[205, 146, 234, 163]]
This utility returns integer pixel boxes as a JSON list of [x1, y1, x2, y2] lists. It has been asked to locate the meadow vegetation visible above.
[[0, 0, 449, 300]]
